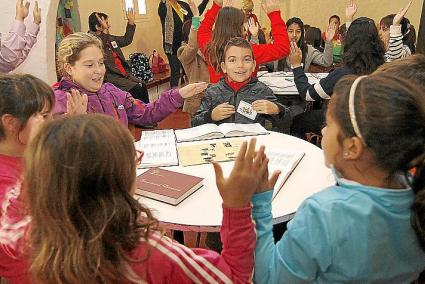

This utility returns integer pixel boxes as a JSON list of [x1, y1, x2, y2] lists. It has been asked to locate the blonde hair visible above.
[[242, 0, 253, 12], [56, 32, 103, 77]]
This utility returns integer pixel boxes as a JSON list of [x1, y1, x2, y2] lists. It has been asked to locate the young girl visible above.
[[198, 0, 290, 83], [0, 0, 41, 73], [321, 15, 343, 63], [252, 73, 425, 282], [54, 32, 208, 126], [8, 114, 268, 283], [271, 17, 334, 72], [0, 73, 54, 283], [289, 15, 385, 138], [177, 0, 210, 116], [379, 1, 414, 62]]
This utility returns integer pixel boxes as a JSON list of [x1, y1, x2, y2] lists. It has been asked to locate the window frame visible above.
[[123, 0, 150, 23]]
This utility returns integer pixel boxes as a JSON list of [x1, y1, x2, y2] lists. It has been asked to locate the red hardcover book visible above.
[[135, 168, 204, 205]]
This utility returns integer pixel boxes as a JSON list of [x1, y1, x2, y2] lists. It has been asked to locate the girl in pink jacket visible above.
[[54, 32, 207, 127], [1, 114, 270, 283]]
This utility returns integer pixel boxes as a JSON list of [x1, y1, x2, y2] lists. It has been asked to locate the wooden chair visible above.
[[305, 132, 322, 147]]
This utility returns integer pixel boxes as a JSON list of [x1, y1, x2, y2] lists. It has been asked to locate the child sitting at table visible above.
[[250, 73, 425, 282], [0, 114, 269, 283], [192, 37, 287, 127]]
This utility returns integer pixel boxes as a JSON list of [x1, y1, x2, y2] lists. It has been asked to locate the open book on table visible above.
[[135, 129, 178, 168], [175, 123, 269, 142], [267, 149, 305, 199]]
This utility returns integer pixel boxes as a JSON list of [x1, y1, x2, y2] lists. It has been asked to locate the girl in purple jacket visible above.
[[54, 32, 207, 126]]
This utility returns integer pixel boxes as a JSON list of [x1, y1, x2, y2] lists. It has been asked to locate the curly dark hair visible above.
[[343, 17, 385, 75]]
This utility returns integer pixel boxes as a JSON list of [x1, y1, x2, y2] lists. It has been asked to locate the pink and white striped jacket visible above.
[[0, 197, 255, 283]]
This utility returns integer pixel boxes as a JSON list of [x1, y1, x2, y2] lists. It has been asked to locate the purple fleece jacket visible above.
[[53, 77, 184, 126]]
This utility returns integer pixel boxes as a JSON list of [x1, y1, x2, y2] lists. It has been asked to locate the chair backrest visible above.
[[305, 132, 322, 147]]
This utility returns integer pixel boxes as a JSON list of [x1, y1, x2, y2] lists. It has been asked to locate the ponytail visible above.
[[411, 150, 425, 252]]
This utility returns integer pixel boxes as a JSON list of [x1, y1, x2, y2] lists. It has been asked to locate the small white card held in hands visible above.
[[237, 100, 257, 120]]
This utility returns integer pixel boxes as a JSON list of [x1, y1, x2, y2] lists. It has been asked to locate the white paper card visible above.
[[237, 100, 257, 120]]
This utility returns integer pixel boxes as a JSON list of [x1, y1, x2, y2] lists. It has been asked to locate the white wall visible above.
[[0, 0, 58, 84]]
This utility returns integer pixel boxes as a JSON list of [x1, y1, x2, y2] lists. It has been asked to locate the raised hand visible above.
[[288, 41, 302, 68], [95, 13, 109, 33], [213, 0, 223, 6], [212, 139, 270, 208], [252, 100, 279, 114], [325, 22, 337, 42], [345, 0, 358, 22], [211, 102, 235, 121], [33, 1, 41, 25], [126, 8, 136, 25], [261, 0, 280, 14], [178, 82, 209, 98], [223, 0, 236, 8], [247, 17, 259, 37], [15, 0, 30, 22], [393, 0, 412, 26], [66, 89, 88, 115], [188, 0, 199, 17], [256, 156, 280, 193]]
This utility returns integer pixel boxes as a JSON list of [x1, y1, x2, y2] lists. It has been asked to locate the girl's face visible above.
[[17, 106, 52, 151], [378, 23, 390, 46], [321, 107, 343, 168], [287, 23, 302, 43], [66, 45, 106, 92]]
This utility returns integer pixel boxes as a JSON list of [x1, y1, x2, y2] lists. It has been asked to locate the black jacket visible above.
[[158, 0, 209, 55], [96, 24, 140, 91], [193, 77, 287, 127]]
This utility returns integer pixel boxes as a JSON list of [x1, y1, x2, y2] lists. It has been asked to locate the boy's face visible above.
[[221, 46, 255, 83]]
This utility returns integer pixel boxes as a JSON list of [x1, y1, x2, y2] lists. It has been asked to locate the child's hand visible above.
[[393, 1, 412, 26], [213, 0, 223, 7], [212, 139, 269, 208], [262, 0, 280, 14], [252, 100, 279, 114], [178, 82, 208, 98], [126, 8, 136, 25], [188, 0, 199, 16], [223, 0, 236, 7], [66, 89, 88, 115], [33, 1, 41, 25], [345, 0, 358, 22], [15, 0, 30, 22], [288, 41, 302, 68], [96, 13, 109, 33], [256, 161, 280, 193], [325, 22, 337, 42], [247, 18, 259, 37], [211, 103, 235, 121]]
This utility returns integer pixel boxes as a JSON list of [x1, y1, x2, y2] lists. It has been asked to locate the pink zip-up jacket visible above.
[[53, 77, 184, 126], [0, 204, 255, 283], [0, 20, 40, 73]]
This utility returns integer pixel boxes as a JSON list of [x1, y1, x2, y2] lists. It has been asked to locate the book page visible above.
[[218, 123, 268, 137], [174, 124, 223, 142], [266, 150, 305, 199], [177, 140, 243, 166], [136, 130, 178, 168]]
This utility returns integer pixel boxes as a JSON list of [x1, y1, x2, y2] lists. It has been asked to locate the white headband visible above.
[[348, 76, 367, 145]]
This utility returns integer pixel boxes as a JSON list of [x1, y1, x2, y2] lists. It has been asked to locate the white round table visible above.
[[136, 131, 335, 232]]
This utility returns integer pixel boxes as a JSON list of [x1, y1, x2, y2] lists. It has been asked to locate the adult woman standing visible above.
[[158, 0, 209, 87]]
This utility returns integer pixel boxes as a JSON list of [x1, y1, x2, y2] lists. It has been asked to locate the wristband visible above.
[[192, 16, 200, 31]]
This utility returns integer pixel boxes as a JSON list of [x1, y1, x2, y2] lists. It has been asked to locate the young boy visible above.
[[192, 37, 286, 127]]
